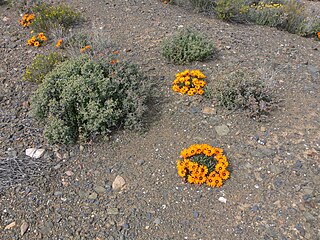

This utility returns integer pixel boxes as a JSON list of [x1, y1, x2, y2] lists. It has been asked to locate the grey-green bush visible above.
[[161, 29, 215, 64], [31, 56, 153, 144], [214, 70, 275, 119]]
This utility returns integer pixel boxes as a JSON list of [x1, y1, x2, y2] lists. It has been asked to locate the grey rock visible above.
[[88, 192, 98, 200], [54, 191, 63, 196], [303, 212, 316, 223], [214, 125, 230, 136], [252, 148, 275, 158], [137, 160, 145, 166]]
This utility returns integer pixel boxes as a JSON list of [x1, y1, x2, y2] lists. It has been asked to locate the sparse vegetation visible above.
[[29, 3, 83, 32], [23, 52, 65, 84], [161, 29, 215, 64], [214, 70, 275, 119]]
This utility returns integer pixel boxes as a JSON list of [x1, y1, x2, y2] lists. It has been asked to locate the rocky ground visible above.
[[0, 0, 319, 239]]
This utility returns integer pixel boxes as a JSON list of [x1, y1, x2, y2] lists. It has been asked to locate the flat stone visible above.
[[218, 197, 227, 203], [107, 207, 119, 215], [25, 148, 45, 159], [94, 186, 106, 194], [20, 221, 29, 236], [214, 125, 230, 136], [202, 107, 216, 115], [154, 218, 160, 225]]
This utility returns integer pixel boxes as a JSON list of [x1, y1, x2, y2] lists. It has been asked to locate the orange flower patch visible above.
[[26, 32, 47, 47], [176, 144, 230, 188], [172, 69, 207, 96]]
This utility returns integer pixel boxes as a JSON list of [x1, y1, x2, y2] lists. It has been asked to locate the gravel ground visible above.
[[0, 0, 319, 239]]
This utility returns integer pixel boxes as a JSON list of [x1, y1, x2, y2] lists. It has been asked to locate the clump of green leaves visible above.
[[213, 0, 247, 22], [161, 29, 215, 65], [30, 3, 83, 32], [187, 0, 215, 12], [23, 52, 65, 84], [31, 56, 153, 144], [214, 70, 275, 119]]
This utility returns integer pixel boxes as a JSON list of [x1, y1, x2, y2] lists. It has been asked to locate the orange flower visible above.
[[180, 148, 189, 158], [56, 39, 63, 47], [34, 41, 40, 47], [178, 168, 187, 177], [113, 50, 119, 54], [318, 32, 320, 40], [187, 90, 194, 96], [38, 32, 45, 38], [40, 35, 47, 41], [172, 85, 180, 92], [206, 176, 216, 187], [110, 59, 119, 65], [197, 89, 204, 95], [187, 145, 197, 157], [85, 45, 91, 49]]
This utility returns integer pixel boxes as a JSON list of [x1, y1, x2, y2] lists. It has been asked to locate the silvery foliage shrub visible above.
[[31, 56, 153, 144]]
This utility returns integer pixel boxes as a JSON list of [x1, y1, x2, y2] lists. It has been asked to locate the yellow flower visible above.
[[34, 41, 40, 47], [187, 145, 197, 157], [212, 176, 223, 187], [197, 175, 206, 184], [179, 77, 185, 83], [193, 144, 202, 155], [188, 175, 196, 184], [192, 78, 199, 85], [198, 80, 206, 87], [219, 170, 230, 180], [173, 79, 179, 85], [198, 165, 209, 176], [180, 86, 189, 94], [197, 89, 204, 95], [187, 90, 194, 96], [172, 85, 180, 92], [215, 163, 226, 172], [178, 169, 187, 177], [38, 32, 45, 38], [40, 35, 47, 41], [213, 148, 224, 155], [203, 146, 214, 157], [185, 81, 191, 86], [180, 148, 189, 158], [56, 39, 63, 47], [188, 162, 199, 172], [206, 176, 216, 187]]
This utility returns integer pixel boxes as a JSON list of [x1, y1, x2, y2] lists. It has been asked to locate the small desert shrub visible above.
[[30, 3, 83, 32], [214, 70, 274, 119], [62, 33, 114, 59], [31, 56, 153, 144], [23, 52, 65, 84], [161, 29, 215, 64], [213, 0, 247, 22], [187, 0, 215, 12]]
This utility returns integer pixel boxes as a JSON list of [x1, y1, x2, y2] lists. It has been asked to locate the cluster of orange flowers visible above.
[[80, 45, 91, 53], [172, 69, 206, 96], [177, 144, 230, 188], [19, 13, 35, 27], [27, 32, 47, 47]]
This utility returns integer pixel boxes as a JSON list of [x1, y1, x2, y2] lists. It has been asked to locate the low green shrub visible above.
[[161, 29, 215, 65], [187, 0, 215, 12], [213, 0, 247, 22], [31, 56, 153, 144], [214, 70, 275, 119], [23, 52, 65, 84], [30, 3, 83, 32]]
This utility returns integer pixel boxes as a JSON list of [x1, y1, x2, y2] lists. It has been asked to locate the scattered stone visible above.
[[303, 212, 316, 223], [260, 127, 266, 132], [154, 218, 160, 225], [225, 46, 231, 50], [112, 175, 126, 190], [107, 207, 119, 215], [20, 221, 29, 236], [54, 191, 63, 196], [65, 170, 74, 176], [136, 160, 145, 166], [301, 187, 314, 195], [79, 145, 84, 152], [303, 149, 317, 158], [4, 221, 16, 230], [53, 164, 62, 170], [88, 192, 98, 200], [25, 148, 45, 159], [202, 107, 216, 115], [193, 212, 199, 218], [218, 197, 227, 203], [214, 125, 230, 136], [94, 186, 106, 194]]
